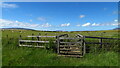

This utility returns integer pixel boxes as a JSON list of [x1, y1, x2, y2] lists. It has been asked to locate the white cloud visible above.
[[61, 23, 70, 27], [41, 23, 51, 27], [98, 22, 120, 26], [82, 22, 91, 26], [112, 23, 120, 26], [1, 3, 18, 8], [37, 17, 46, 21], [114, 19, 118, 22], [80, 15, 85, 18], [30, 19, 32, 22], [0, 19, 52, 28], [91, 23, 100, 26], [1, 19, 119, 31], [0, 19, 38, 28], [76, 24, 80, 27]]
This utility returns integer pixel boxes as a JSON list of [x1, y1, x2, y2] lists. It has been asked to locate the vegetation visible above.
[[1, 29, 119, 66]]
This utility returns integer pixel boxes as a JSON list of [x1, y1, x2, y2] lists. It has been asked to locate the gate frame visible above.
[[76, 34, 86, 56]]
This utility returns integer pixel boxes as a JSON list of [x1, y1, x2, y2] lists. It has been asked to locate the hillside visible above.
[[1, 28, 35, 30], [113, 27, 120, 30]]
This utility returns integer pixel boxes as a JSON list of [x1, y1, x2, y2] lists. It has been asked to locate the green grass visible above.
[[2, 29, 119, 66], [2, 46, 118, 66]]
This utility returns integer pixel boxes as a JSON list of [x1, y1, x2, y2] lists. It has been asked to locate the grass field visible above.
[[1, 29, 119, 66]]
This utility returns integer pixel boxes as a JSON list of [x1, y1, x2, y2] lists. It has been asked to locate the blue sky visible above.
[[1, 2, 119, 31]]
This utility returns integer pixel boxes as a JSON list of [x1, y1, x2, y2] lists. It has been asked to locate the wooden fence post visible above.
[[19, 35, 22, 46], [45, 33, 47, 36], [37, 33, 41, 46], [32, 33, 34, 40], [6, 35, 8, 38], [99, 38, 103, 49], [56, 36, 60, 54], [19, 35, 22, 40], [7, 34, 9, 44]]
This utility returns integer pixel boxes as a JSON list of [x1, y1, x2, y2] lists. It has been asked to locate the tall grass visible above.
[[2, 30, 119, 66]]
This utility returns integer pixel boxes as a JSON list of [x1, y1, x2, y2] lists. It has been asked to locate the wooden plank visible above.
[[58, 55, 82, 58], [34, 46, 45, 48], [19, 45, 45, 48], [60, 50, 81, 53], [60, 51, 82, 55], [27, 36, 56, 38], [19, 40, 56, 43], [60, 47, 81, 50], [59, 37, 79, 39], [60, 48, 80, 51], [19, 45, 32, 47], [60, 42, 81, 44], [76, 34, 84, 37], [85, 42, 111, 45], [59, 45, 80, 47]]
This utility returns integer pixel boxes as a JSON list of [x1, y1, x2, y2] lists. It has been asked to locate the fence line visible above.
[[84, 36, 120, 45], [4, 33, 120, 57], [84, 36, 120, 40]]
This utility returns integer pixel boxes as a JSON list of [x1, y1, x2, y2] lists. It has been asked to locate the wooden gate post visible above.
[[38, 33, 41, 40], [19, 35, 22, 46], [32, 33, 34, 40], [76, 34, 86, 57], [83, 36, 86, 56], [37, 33, 41, 46], [19, 35, 22, 40], [99, 38, 103, 49], [56, 36, 60, 54]]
